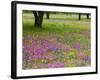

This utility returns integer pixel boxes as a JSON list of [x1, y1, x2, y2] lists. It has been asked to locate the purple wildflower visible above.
[[45, 54, 54, 60], [83, 56, 91, 62], [74, 42, 81, 50], [32, 54, 44, 60], [77, 52, 85, 59], [53, 47, 59, 52], [42, 40, 50, 48], [47, 45, 54, 50], [34, 48, 46, 55], [47, 61, 64, 68]]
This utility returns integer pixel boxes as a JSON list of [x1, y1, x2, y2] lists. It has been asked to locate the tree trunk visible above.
[[32, 11, 44, 28], [87, 14, 89, 19], [46, 12, 50, 19], [78, 13, 81, 20]]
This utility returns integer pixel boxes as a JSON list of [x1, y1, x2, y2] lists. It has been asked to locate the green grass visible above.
[[23, 14, 90, 34], [23, 12, 90, 49]]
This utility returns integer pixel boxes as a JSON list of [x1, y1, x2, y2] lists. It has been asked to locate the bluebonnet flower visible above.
[[54, 47, 59, 52], [83, 56, 91, 62]]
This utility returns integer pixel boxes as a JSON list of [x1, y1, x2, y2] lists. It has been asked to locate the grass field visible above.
[[22, 12, 91, 69]]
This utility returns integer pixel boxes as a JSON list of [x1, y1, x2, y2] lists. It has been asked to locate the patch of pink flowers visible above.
[[47, 61, 64, 68], [22, 34, 91, 69]]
